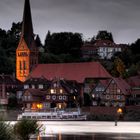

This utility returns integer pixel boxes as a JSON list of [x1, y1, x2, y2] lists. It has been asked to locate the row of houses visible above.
[[1, 0, 139, 113], [0, 73, 140, 111]]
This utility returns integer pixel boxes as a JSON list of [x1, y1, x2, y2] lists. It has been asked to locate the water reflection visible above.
[[40, 133, 140, 140]]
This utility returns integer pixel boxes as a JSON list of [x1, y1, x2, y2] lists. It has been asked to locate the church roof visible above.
[[30, 62, 111, 83], [21, 0, 34, 47]]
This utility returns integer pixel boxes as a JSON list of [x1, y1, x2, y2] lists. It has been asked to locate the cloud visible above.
[[0, 0, 140, 43]]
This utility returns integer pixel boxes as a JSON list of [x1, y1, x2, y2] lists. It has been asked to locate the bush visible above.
[[14, 119, 40, 140], [0, 121, 15, 140]]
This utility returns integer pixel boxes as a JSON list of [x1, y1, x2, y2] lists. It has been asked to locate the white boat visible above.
[[17, 109, 87, 121]]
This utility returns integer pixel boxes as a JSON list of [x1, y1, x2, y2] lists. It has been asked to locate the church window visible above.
[[19, 61, 22, 70], [23, 61, 26, 70]]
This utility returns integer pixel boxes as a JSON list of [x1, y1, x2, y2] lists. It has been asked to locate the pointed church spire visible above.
[[21, 0, 34, 47], [16, 0, 38, 82]]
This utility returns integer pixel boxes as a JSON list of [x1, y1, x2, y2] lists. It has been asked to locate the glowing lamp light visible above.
[[58, 104, 62, 109], [117, 108, 122, 114], [37, 103, 43, 109]]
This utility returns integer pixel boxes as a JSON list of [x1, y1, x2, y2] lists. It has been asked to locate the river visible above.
[[35, 121, 140, 140]]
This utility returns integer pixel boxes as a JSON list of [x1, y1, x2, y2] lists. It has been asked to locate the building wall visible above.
[[16, 39, 30, 82]]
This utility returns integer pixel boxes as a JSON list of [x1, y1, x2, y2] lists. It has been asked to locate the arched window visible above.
[[23, 61, 26, 70], [19, 61, 22, 70]]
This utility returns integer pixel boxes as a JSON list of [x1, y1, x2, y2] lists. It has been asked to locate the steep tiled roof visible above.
[[24, 77, 49, 84], [81, 44, 97, 51], [113, 77, 131, 95], [30, 62, 111, 83], [25, 88, 46, 96], [126, 75, 140, 87], [94, 40, 120, 48]]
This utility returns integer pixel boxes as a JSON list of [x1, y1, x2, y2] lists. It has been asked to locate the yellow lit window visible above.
[[50, 89, 54, 94], [60, 89, 63, 94]]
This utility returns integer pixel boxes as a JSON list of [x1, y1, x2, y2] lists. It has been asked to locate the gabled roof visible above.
[[25, 89, 46, 96], [94, 40, 119, 48], [113, 77, 131, 95], [81, 44, 97, 50], [24, 77, 49, 85], [52, 78, 79, 94], [21, 0, 34, 47], [30, 62, 111, 83]]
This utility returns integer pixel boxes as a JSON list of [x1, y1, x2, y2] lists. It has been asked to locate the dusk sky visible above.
[[0, 0, 140, 44]]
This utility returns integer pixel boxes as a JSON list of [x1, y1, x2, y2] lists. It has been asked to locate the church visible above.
[[16, 0, 111, 83], [16, 0, 112, 110]]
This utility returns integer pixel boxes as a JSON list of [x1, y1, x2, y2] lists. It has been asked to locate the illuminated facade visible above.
[[16, 0, 38, 82]]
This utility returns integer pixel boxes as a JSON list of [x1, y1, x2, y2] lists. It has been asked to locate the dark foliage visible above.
[[44, 32, 83, 58]]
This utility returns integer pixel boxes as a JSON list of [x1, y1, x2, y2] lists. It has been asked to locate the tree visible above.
[[14, 119, 40, 140], [114, 58, 125, 77], [96, 30, 114, 42], [130, 39, 140, 54], [44, 32, 83, 58], [35, 34, 43, 48], [0, 22, 21, 74], [44, 30, 51, 52], [113, 47, 132, 68]]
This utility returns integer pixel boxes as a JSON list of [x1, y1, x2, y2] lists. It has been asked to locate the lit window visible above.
[[96, 88, 99, 92], [39, 84, 43, 89], [60, 89, 63, 94], [24, 85, 29, 89], [24, 96, 27, 101], [51, 89, 56, 94], [28, 96, 31, 100], [54, 83, 57, 87], [112, 80, 115, 84], [32, 85, 35, 89], [37, 103, 43, 109], [117, 89, 121, 93], [50, 89, 54, 94]]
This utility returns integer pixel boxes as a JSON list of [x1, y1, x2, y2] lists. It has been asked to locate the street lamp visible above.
[[115, 108, 123, 126]]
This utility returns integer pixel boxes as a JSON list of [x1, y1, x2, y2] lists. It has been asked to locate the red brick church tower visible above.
[[16, 0, 38, 82]]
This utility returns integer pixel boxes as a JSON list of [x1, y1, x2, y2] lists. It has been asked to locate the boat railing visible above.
[[24, 108, 81, 114]]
